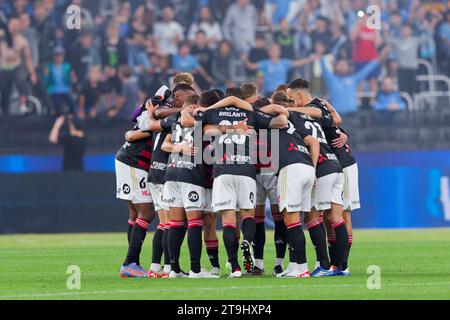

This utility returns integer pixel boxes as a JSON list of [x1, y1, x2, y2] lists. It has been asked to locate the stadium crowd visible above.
[[1, 0, 450, 117]]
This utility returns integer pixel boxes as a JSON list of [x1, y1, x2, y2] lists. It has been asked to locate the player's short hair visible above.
[[173, 72, 195, 86], [225, 87, 243, 99], [212, 88, 225, 99], [173, 83, 195, 95], [288, 78, 310, 91], [199, 90, 220, 107], [271, 91, 295, 108], [252, 98, 271, 109], [184, 94, 200, 106], [274, 84, 288, 92], [240, 83, 258, 100]]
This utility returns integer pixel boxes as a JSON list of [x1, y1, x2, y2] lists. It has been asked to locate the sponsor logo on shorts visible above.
[[318, 201, 331, 206], [123, 184, 131, 195], [288, 203, 301, 209], [249, 192, 254, 204], [215, 199, 232, 207], [188, 191, 199, 202], [142, 190, 150, 196], [164, 197, 176, 204]]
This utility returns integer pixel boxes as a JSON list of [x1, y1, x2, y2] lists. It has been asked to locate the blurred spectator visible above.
[[100, 22, 128, 68], [310, 16, 332, 53], [191, 31, 215, 89], [438, 10, 450, 75], [172, 41, 213, 88], [320, 55, 381, 114], [101, 65, 124, 114], [108, 65, 138, 119], [386, 23, 420, 96], [126, 5, 153, 70], [223, 0, 258, 54], [211, 40, 236, 89], [49, 114, 87, 171], [19, 13, 38, 66], [78, 65, 102, 120], [0, 16, 37, 115], [374, 77, 406, 111], [153, 6, 184, 56], [243, 44, 317, 96], [273, 19, 296, 59], [45, 47, 75, 115], [188, 5, 223, 49], [264, 0, 301, 27], [247, 33, 268, 77], [68, 31, 101, 90], [350, 15, 382, 105]]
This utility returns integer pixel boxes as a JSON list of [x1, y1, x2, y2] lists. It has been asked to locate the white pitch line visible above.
[[2, 281, 450, 299]]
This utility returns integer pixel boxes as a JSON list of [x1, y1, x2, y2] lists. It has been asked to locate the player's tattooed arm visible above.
[[206, 96, 254, 112], [303, 135, 320, 170], [125, 130, 151, 142], [268, 114, 289, 129], [161, 134, 199, 155]]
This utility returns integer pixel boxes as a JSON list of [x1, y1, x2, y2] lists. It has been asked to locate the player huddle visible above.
[[115, 72, 360, 279]]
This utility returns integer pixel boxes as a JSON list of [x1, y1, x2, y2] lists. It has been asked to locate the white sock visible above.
[[254, 259, 264, 270], [163, 264, 171, 273], [287, 262, 297, 271], [150, 263, 161, 272], [297, 263, 309, 273], [275, 258, 284, 267]]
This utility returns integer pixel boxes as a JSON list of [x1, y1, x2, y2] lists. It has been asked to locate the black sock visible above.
[[168, 220, 186, 273], [328, 235, 338, 267], [253, 219, 266, 261], [287, 223, 307, 265], [274, 219, 288, 259], [348, 234, 353, 256], [162, 227, 170, 266], [205, 240, 220, 268], [307, 221, 330, 269], [151, 225, 164, 264], [127, 220, 134, 245], [124, 218, 150, 266], [333, 221, 349, 270], [241, 217, 256, 244], [187, 219, 203, 273], [288, 245, 296, 263], [223, 223, 240, 271]]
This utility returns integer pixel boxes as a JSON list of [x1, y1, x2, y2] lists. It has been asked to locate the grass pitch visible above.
[[0, 229, 449, 300]]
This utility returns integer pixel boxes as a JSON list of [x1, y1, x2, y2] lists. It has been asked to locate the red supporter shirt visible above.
[[352, 26, 378, 62]]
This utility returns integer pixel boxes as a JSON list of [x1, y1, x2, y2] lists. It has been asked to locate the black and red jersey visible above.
[[115, 111, 153, 171], [147, 112, 178, 184], [164, 113, 206, 188], [289, 105, 342, 178], [195, 107, 274, 179], [307, 98, 356, 169]]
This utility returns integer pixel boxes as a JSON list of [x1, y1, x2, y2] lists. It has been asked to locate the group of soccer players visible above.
[[115, 72, 360, 279]]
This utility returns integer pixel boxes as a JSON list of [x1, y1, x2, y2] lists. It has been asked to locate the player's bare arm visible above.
[[287, 106, 322, 119], [303, 135, 320, 170], [259, 104, 289, 117], [154, 106, 183, 120], [161, 134, 198, 155], [268, 114, 289, 129], [206, 96, 254, 112], [125, 130, 151, 142]]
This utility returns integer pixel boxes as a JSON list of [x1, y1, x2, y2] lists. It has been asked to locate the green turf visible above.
[[0, 229, 449, 300]]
